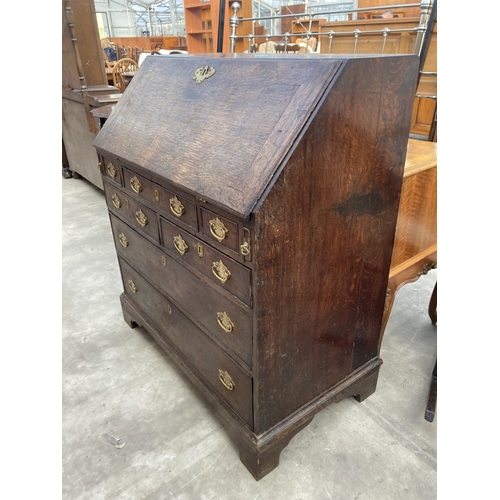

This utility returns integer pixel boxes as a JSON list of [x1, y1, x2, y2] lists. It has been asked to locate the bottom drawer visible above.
[[118, 257, 253, 429]]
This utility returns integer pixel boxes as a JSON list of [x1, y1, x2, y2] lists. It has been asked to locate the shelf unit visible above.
[[184, 0, 219, 53], [184, 0, 252, 53]]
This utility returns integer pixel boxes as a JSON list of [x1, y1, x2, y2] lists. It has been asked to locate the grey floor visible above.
[[62, 175, 437, 500]]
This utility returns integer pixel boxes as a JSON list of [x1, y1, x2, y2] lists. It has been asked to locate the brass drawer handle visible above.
[[219, 370, 235, 391], [111, 193, 122, 209], [135, 209, 148, 227], [130, 175, 142, 194], [170, 196, 185, 217], [212, 260, 231, 283], [107, 162, 117, 178], [209, 217, 228, 242], [119, 233, 129, 248], [128, 280, 138, 293], [173, 235, 189, 255], [217, 312, 234, 333]]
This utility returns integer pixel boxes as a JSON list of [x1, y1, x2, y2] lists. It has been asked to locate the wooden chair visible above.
[[112, 58, 138, 93]]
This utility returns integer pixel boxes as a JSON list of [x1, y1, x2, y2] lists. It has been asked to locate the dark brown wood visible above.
[[429, 281, 437, 325], [65, 0, 106, 87], [425, 360, 437, 422], [94, 54, 419, 480]]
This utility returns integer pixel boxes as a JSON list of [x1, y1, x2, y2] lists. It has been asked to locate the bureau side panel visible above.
[[253, 56, 418, 433]]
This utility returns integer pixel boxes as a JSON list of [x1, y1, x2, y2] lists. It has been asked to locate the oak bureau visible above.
[[93, 53, 418, 480]]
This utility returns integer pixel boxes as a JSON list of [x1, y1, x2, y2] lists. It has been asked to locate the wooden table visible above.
[[379, 138, 437, 352]]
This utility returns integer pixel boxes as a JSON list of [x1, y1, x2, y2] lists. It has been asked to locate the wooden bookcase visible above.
[[184, 0, 218, 53], [184, 0, 252, 53]]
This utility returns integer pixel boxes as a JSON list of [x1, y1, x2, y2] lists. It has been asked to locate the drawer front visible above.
[[119, 257, 253, 429], [102, 157, 122, 186], [104, 182, 159, 243], [110, 213, 253, 367], [160, 217, 252, 306], [200, 207, 239, 253], [122, 168, 198, 231]]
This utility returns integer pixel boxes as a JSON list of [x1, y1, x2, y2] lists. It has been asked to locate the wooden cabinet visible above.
[[93, 53, 418, 480], [62, 0, 119, 188], [380, 138, 437, 349]]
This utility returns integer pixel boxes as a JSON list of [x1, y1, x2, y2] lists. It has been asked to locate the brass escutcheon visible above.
[[219, 370, 235, 390], [173, 235, 189, 255], [161, 255, 167, 266], [130, 175, 142, 194], [168, 304, 172, 315], [112, 193, 122, 209], [128, 280, 138, 293], [197, 243, 204, 257], [240, 242, 251, 256], [135, 209, 148, 227], [119, 233, 129, 248], [217, 312, 234, 333], [209, 217, 228, 242], [193, 66, 216, 84], [212, 260, 231, 283], [154, 188, 160, 202], [170, 196, 185, 217], [107, 162, 117, 178]]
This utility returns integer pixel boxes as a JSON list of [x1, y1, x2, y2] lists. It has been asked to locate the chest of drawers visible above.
[[93, 53, 418, 480]]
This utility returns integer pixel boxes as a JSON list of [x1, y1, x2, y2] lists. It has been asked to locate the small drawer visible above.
[[160, 217, 252, 306], [104, 182, 159, 243], [122, 167, 156, 201], [102, 157, 122, 185], [122, 168, 198, 231], [119, 257, 253, 429], [109, 213, 253, 367], [200, 207, 239, 253]]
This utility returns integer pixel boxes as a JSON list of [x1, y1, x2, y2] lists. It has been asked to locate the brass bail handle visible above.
[[212, 260, 231, 283], [135, 209, 148, 227], [209, 217, 228, 242], [130, 175, 142, 194], [173, 235, 189, 255], [217, 312, 234, 333], [170, 196, 185, 217], [219, 370, 235, 390]]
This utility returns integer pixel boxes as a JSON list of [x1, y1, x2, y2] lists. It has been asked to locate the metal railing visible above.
[[228, 0, 434, 58]]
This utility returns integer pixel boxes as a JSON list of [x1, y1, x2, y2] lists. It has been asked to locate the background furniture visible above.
[[93, 53, 418, 480], [183, 0, 252, 53], [227, 1, 436, 139], [62, 0, 120, 189], [112, 58, 138, 92], [109, 36, 182, 53], [379, 138, 437, 350]]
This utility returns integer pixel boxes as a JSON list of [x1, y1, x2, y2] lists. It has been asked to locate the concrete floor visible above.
[[62, 175, 437, 500]]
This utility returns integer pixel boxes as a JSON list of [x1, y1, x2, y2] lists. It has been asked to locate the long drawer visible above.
[[160, 216, 252, 306], [118, 257, 253, 429], [109, 213, 253, 368]]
